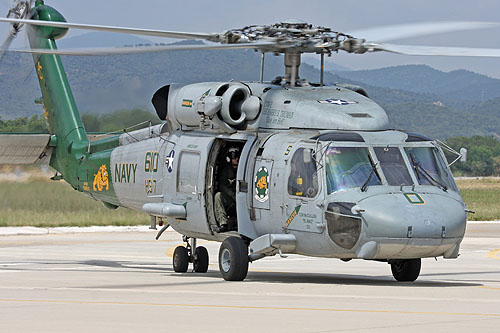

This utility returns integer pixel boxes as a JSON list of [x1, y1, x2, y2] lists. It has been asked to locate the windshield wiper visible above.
[[361, 155, 378, 192], [409, 153, 448, 192]]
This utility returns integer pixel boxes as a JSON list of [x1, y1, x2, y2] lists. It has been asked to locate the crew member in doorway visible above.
[[215, 147, 240, 232]]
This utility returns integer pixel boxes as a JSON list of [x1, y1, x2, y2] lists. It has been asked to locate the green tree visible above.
[[445, 135, 500, 176], [81, 114, 100, 132], [1, 109, 160, 134], [0, 115, 48, 133], [493, 156, 500, 175], [81, 109, 160, 132]]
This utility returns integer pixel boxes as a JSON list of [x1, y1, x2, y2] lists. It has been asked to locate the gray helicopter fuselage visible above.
[[107, 82, 466, 261], [2, 2, 487, 281]]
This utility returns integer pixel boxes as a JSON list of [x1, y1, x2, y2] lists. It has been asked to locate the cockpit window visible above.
[[325, 147, 381, 194], [405, 147, 457, 191], [288, 148, 319, 198], [373, 147, 413, 186]]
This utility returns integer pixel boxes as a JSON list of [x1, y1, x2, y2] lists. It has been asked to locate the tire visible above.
[[218, 236, 249, 281], [173, 246, 189, 273], [391, 258, 421, 282], [194, 246, 209, 273]]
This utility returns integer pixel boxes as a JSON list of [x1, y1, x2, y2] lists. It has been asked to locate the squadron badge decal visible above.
[[93, 164, 109, 192], [255, 166, 270, 203]]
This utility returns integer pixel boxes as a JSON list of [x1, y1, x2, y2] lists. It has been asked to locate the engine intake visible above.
[[220, 84, 260, 126], [152, 82, 261, 131]]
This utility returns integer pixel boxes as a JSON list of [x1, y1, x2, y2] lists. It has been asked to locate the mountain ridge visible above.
[[333, 64, 500, 101], [0, 37, 498, 140]]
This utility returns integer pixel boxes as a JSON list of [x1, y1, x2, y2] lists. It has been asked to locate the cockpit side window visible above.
[[288, 148, 318, 198], [373, 147, 413, 186]]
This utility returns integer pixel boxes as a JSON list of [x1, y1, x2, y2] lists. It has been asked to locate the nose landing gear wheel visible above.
[[173, 246, 189, 272], [194, 246, 209, 273], [390, 258, 421, 282], [218, 236, 249, 281]]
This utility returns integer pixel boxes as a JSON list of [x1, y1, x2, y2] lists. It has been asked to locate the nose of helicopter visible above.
[[360, 192, 467, 238], [354, 192, 466, 258]]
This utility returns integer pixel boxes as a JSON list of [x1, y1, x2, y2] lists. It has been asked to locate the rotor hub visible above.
[[219, 21, 356, 55]]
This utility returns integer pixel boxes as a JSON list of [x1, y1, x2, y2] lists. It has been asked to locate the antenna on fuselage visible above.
[[259, 52, 265, 83], [320, 53, 324, 87]]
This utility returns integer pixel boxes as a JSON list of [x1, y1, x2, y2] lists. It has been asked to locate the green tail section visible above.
[[24, 1, 121, 208], [28, 1, 89, 188]]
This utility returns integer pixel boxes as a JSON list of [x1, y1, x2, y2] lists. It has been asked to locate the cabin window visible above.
[[325, 147, 381, 194], [177, 151, 200, 193], [288, 148, 318, 198], [374, 147, 413, 186]]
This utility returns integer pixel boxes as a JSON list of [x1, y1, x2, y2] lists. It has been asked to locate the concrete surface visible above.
[[1, 222, 500, 332]]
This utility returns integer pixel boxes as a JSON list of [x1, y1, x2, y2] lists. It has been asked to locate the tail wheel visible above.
[[173, 246, 189, 273], [218, 236, 249, 281], [390, 258, 421, 282], [193, 246, 209, 273]]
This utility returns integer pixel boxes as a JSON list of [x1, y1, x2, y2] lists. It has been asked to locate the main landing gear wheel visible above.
[[173, 246, 189, 273], [193, 246, 209, 273], [390, 258, 421, 282], [218, 236, 249, 281]]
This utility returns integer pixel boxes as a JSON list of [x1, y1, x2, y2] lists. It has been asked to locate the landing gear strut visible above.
[[172, 236, 209, 273], [390, 258, 421, 282]]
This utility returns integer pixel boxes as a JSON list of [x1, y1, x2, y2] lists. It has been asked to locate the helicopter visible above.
[[1, 0, 500, 282]]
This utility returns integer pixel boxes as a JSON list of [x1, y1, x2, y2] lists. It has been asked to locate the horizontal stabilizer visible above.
[[0, 134, 52, 164]]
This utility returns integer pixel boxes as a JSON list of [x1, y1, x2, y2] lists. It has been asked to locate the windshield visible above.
[[373, 147, 413, 186], [325, 147, 381, 194], [405, 147, 457, 191]]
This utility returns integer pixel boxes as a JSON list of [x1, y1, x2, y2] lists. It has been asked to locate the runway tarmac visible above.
[[1, 222, 499, 332]]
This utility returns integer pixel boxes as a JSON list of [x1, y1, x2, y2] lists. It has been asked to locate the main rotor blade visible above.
[[0, 33, 14, 63], [348, 21, 500, 42], [0, 41, 276, 56], [373, 43, 500, 57], [0, 17, 220, 41]]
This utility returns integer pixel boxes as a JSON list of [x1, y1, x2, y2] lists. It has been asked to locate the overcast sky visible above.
[[1, 0, 500, 77]]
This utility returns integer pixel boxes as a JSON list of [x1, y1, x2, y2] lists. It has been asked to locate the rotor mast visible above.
[[284, 52, 301, 86], [280, 20, 307, 87]]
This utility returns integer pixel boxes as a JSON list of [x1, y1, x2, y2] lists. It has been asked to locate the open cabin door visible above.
[[204, 136, 257, 238], [236, 136, 258, 239]]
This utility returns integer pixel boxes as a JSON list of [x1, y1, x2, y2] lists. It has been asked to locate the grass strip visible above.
[[0, 178, 498, 227]]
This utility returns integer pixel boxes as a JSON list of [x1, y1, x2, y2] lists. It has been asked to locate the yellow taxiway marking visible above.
[[487, 248, 500, 260], [1, 298, 500, 317], [478, 286, 500, 291]]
